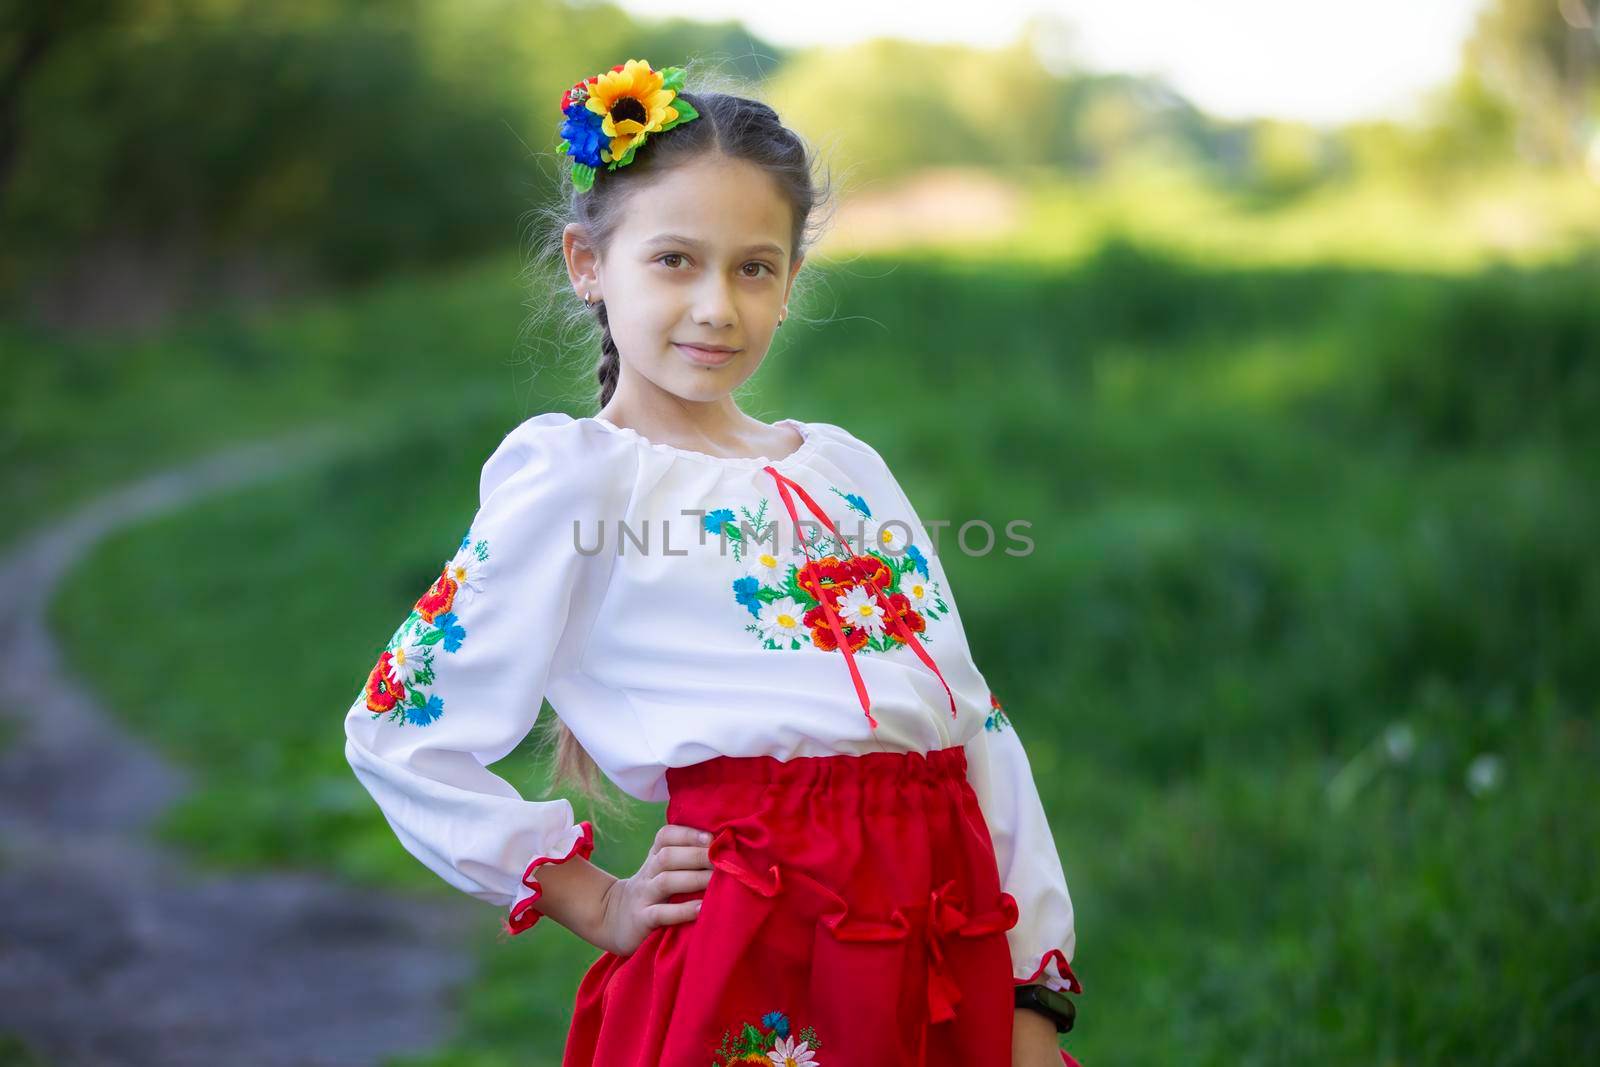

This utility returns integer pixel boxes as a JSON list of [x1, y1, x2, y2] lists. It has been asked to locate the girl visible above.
[[343, 59, 1083, 1067]]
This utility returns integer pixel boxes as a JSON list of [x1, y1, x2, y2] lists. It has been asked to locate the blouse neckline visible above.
[[585, 415, 819, 469]]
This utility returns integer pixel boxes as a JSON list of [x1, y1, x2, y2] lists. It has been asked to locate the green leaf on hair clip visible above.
[[608, 138, 644, 171], [661, 97, 698, 131], [659, 65, 686, 91], [572, 163, 596, 192]]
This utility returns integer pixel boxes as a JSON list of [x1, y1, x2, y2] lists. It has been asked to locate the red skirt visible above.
[[561, 745, 1077, 1066]]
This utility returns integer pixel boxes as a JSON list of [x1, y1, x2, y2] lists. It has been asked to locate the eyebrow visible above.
[[642, 232, 786, 257]]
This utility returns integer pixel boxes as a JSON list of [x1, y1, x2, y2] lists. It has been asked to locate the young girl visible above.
[[343, 59, 1083, 1067]]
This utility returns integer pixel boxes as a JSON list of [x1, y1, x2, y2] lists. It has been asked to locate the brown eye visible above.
[[658, 253, 686, 269], [744, 262, 772, 278]]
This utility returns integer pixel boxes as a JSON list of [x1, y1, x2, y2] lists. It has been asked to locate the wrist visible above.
[[1012, 999, 1061, 1057], [526, 855, 618, 948]]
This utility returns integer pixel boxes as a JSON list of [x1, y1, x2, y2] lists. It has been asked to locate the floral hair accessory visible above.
[[556, 58, 700, 193]]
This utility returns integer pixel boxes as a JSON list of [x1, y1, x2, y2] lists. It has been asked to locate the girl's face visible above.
[[566, 154, 804, 405]]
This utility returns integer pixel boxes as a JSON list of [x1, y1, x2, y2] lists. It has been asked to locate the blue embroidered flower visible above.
[[559, 104, 608, 168], [761, 1011, 790, 1037], [406, 694, 444, 726], [704, 507, 735, 534], [732, 575, 762, 617], [905, 543, 929, 578], [432, 611, 467, 653], [829, 486, 872, 518]]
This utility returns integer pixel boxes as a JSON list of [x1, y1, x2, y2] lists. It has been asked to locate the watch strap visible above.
[[1013, 981, 1074, 1033]]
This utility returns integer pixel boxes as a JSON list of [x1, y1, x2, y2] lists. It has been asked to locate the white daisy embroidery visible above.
[[743, 546, 787, 586], [835, 585, 886, 637], [873, 522, 908, 555], [757, 596, 809, 645], [767, 1035, 818, 1066], [899, 571, 932, 609], [386, 628, 431, 688], [441, 543, 489, 602]]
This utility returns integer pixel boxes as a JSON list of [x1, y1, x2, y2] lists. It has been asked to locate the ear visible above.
[[785, 252, 805, 297], [563, 223, 602, 301]]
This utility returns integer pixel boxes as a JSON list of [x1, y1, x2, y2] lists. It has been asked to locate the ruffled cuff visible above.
[[504, 820, 596, 935], [1014, 946, 1083, 995]]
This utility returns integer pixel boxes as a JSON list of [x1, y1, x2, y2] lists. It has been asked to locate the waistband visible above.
[[665, 744, 967, 794]]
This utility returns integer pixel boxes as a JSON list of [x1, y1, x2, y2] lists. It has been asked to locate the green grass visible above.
[[0, 251, 566, 553], [986, 162, 1600, 273], [29, 189, 1600, 1064], [0, 1032, 52, 1067]]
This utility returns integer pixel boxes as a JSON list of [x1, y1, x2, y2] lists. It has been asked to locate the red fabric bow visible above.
[[922, 879, 1019, 1024]]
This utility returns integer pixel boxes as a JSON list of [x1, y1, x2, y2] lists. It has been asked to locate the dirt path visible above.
[[0, 430, 481, 1067]]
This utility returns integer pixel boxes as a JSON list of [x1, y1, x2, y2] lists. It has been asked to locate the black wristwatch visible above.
[[1014, 982, 1076, 1033]]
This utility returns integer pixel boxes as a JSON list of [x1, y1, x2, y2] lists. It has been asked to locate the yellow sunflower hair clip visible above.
[[556, 59, 700, 193]]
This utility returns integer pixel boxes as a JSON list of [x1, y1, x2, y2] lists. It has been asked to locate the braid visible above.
[[594, 300, 620, 407]]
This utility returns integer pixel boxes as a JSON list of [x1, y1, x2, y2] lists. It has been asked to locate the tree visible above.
[[1460, 0, 1599, 166]]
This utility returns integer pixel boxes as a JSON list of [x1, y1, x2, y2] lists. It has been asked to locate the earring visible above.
[[583, 290, 594, 307]]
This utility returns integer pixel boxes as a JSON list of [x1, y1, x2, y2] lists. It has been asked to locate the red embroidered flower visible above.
[[364, 651, 407, 713], [883, 591, 927, 635], [413, 566, 459, 622], [847, 551, 893, 593], [804, 603, 872, 652], [795, 556, 857, 606]]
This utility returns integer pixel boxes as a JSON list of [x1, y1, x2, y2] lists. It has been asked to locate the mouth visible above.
[[674, 342, 741, 366]]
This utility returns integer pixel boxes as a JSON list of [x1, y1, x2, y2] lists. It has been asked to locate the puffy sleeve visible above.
[[342, 417, 600, 936], [964, 693, 1082, 993], [823, 420, 1083, 991]]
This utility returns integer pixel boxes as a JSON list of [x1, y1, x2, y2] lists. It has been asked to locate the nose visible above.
[[690, 275, 737, 330]]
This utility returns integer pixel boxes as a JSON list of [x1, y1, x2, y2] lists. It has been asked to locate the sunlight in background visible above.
[[618, 0, 1486, 124]]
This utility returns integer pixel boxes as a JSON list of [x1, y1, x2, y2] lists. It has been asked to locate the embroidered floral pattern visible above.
[[710, 486, 950, 658], [711, 1009, 823, 1065], [362, 531, 490, 727], [985, 691, 1013, 733]]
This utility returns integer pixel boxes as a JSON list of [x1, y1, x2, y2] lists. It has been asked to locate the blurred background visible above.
[[3, 0, 1597, 1064]]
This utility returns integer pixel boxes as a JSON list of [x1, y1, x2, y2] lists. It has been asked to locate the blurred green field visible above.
[[834, 162, 1600, 273], [26, 207, 1600, 1065]]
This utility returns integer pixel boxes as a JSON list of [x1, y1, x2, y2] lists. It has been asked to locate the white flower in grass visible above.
[[768, 1035, 817, 1066], [835, 585, 886, 637], [1466, 753, 1503, 796], [1383, 722, 1415, 764]]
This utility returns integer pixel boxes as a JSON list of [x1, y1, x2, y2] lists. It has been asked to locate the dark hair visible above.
[[522, 67, 835, 813]]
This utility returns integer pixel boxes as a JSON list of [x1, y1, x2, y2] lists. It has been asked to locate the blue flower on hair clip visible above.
[[559, 105, 608, 170]]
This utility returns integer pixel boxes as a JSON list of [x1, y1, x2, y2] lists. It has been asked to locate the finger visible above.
[[649, 867, 714, 895], [645, 898, 704, 928], [652, 844, 714, 870], [656, 824, 715, 848]]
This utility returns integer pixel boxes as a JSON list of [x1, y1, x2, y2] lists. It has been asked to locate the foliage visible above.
[[42, 237, 1600, 1065]]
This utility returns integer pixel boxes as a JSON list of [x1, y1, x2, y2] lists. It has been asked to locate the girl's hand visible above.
[[1013, 997, 1066, 1066], [594, 823, 715, 957]]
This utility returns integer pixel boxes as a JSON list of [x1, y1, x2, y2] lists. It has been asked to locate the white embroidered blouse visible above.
[[341, 411, 1081, 993]]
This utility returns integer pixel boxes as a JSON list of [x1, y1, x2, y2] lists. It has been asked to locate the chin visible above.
[[668, 375, 743, 402]]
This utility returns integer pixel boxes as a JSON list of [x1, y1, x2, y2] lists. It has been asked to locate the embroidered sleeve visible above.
[[342, 419, 597, 936], [964, 691, 1082, 993]]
